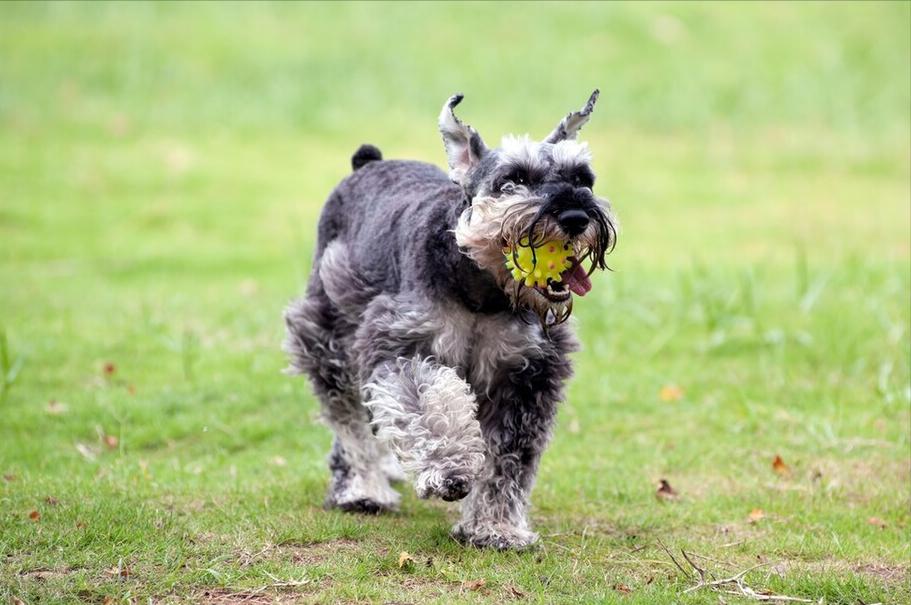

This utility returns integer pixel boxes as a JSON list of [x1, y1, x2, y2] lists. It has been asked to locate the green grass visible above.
[[1, 2, 909, 603]]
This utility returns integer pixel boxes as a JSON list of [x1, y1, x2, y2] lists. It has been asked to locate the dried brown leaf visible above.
[[655, 478, 679, 501], [867, 516, 887, 529], [397, 551, 414, 568], [103, 435, 119, 450], [3, 474, 16, 482], [748, 508, 765, 523], [45, 496, 59, 506], [29, 510, 40, 522], [463, 579, 486, 591], [46, 400, 68, 415], [75, 442, 97, 461], [772, 455, 790, 476], [105, 561, 131, 578], [659, 384, 683, 402], [613, 583, 633, 594], [103, 362, 117, 376]]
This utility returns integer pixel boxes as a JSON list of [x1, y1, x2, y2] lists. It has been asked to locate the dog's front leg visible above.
[[452, 352, 569, 550], [364, 356, 486, 502]]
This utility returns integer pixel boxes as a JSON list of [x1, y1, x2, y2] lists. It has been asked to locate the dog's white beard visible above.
[[453, 194, 571, 323]]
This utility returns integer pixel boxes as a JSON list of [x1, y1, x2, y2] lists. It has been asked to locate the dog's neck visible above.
[[443, 196, 512, 315], [453, 253, 511, 314]]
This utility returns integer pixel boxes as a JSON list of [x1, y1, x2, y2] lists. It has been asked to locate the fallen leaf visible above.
[[271, 456, 287, 467], [45, 496, 59, 506], [107, 113, 130, 138], [655, 479, 679, 501], [76, 521, 86, 529], [463, 579, 486, 591], [772, 455, 790, 476], [613, 583, 633, 594], [748, 508, 765, 523], [103, 362, 117, 376], [46, 400, 69, 415], [105, 560, 131, 578], [506, 584, 525, 598], [29, 510, 40, 522], [163, 143, 195, 176], [659, 384, 683, 402], [238, 279, 260, 297], [867, 517, 887, 529], [103, 596, 115, 605], [103, 435, 119, 450], [397, 551, 414, 568], [75, 443, 97, 461], [3, 474, 16, 482]]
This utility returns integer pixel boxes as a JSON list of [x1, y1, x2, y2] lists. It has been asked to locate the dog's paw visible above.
[[415, 471, 473, 502], [451, 522, 539, 551], [325, 473, 400, 514], [327, 497, 394, 515]]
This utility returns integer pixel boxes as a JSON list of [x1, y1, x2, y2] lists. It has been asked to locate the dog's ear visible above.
[[439, 94, 488, 184], [544, 89, 600, 144]]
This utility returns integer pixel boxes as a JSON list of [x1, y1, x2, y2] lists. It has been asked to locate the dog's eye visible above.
[[571, 172, 594, 189], [504, 170, 528, 187]]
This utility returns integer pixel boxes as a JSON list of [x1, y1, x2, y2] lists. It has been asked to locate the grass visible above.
[[1, 2, 909, 603]]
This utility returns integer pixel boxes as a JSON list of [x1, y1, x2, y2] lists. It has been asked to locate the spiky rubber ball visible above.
[[503, 239, 573, 288]]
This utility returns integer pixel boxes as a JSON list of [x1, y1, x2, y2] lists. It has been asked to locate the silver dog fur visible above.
[[284, 91, 616, 550]]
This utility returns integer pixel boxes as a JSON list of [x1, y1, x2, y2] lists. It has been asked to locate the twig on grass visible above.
[[204, 573, 311, 604], [680, 549, 714, 583], [658, 541, 816, 603], [655, 539, 692, 580], [262, 570, 311, 588], [681, 562, 767, 594]]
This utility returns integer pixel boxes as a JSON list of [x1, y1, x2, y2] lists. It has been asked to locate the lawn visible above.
[[1, 2, 909, 604]]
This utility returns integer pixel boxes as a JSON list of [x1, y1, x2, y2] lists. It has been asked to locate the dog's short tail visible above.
[[351, 144, 383, 171]]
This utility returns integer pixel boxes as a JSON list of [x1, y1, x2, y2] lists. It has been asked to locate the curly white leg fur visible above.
[[364, 357, 486, 502]]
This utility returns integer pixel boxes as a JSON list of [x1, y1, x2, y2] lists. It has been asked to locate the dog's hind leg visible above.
[[284, 291, 400, 514]]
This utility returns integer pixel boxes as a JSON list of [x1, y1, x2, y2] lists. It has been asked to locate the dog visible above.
[[284, 90, 616, 550]]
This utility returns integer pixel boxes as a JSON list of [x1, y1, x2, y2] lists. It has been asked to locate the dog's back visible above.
[[311, 148, 466, 306]]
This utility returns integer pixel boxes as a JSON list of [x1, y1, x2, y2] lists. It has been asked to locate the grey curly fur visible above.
[[284, 91, 614, 549]]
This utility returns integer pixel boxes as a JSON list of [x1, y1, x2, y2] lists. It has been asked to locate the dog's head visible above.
[[444, 91, 616, 325]]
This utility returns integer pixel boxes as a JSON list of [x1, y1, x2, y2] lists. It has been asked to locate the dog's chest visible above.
[[431, 308, 546, 393]]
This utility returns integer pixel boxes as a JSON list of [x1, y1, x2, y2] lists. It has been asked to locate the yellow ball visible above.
[[503, 239, 573, 288]]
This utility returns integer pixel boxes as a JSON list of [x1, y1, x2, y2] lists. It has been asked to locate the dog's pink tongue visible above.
[[563, 262, 592, 297]]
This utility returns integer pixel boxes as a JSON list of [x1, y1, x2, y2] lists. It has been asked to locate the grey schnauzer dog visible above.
[[284, 90, 615, 550]]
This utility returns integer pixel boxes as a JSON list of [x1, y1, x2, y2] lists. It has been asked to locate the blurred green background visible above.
[[1, 2, 909, 603]]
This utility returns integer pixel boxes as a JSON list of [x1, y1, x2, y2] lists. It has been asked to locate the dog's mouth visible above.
[[534, 256, 592, 303]]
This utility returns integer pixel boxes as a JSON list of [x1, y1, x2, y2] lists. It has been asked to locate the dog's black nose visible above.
[[557, 209, 590, 236]]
